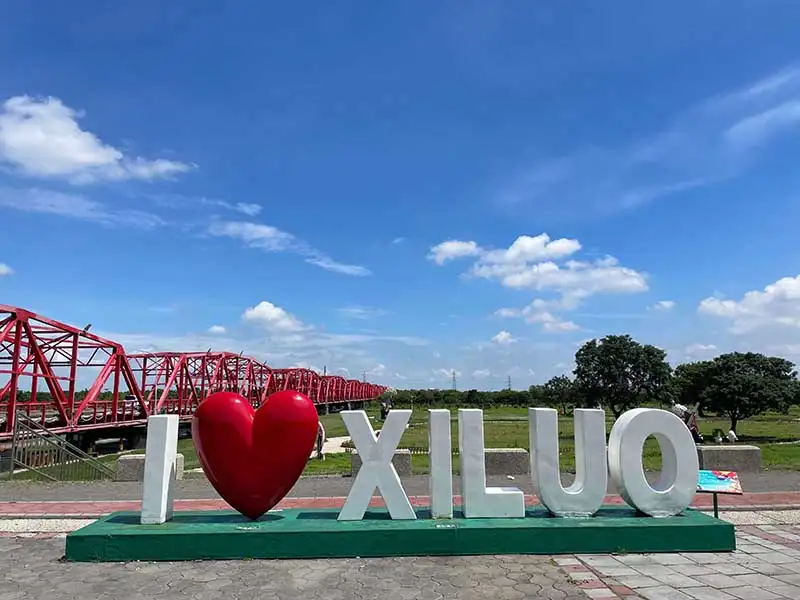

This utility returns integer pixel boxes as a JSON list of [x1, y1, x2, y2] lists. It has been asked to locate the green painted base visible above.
[[65, 506, 736, 562]]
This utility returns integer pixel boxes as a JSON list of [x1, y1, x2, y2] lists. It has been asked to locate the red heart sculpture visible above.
[[192, 390, 319, 520]]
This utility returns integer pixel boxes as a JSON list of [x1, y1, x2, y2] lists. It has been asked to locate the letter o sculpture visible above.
[[607, 408, 699, 518]]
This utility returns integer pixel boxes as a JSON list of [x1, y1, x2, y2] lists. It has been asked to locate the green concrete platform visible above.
[[65, 506, 736, 562]]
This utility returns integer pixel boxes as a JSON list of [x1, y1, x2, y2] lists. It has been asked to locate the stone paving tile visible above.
[[569, 524, 800, 600], [638, 586, 694, 599], [767, 584, 800, 598], [724, 586, 783, 599], [683, 587, 739, 599]]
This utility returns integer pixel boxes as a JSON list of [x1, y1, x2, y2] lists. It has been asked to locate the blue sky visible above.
[[2, 2, 800, 390]]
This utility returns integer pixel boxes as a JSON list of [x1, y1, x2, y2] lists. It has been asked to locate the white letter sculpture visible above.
[[529, 408, 607, 517], [141, 414, 179, 525], [338, 410, 416, 521], [458, 409, 525, 518], [608, 408, 699, 518], [428, 409, 453, 518]]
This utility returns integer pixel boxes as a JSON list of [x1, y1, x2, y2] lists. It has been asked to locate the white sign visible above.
[[142, 406, 699, 524], [339, 407, 699, 521]]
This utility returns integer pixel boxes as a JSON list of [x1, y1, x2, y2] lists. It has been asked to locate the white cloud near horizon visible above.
[[0, 263, 13, 276], [698, 274, 800, 333], [0, 95, 194, 184]]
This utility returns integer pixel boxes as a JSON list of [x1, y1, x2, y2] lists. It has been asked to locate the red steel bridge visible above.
[[0, 305, 387, 446]]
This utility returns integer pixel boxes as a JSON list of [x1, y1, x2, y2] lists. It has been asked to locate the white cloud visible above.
[[0, 187, 164, 229], [367, 363, 387, 376], [473, 369, 491, 378], [208, 219, 371, 276], [235, 203, 262, 216], [336, 305, 391, 320], [429, 234, 580, 267], [493, 66, 800, 215], [242, 301, 308, 333], [451, 235, 645, 333], [0, 95, 193, 184], [526, 311, 580, 332], [433, 368, 461, 380], [491, 330, 517, 345], [651, 300, 676, 311], [430, 234, 646, 304], [698, 274, 800, 333], [149, 194, 261, 217], [207, 325, 226, 335], [496, 299, 580, 332], [427, 240, 481, 265], [305, 255, 371, 277], [391, 237, 405, 244], [684, 343, 718, 359], [0, 263, 13, 276], [472, 255, 647, 299], [208, 221, 295, 252]]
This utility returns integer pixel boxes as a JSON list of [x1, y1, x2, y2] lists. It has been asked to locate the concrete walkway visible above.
[[2, 491, 800, 518], [3, 479, 800, 599], [2, 470, 799, 502], [1, 511, 800, 599]]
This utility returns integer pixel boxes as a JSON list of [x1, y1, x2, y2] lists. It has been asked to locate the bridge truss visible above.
[[0, 305, 386, 441]]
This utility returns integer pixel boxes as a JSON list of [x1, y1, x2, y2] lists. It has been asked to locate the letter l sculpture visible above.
[[459, 409, 525, 518]]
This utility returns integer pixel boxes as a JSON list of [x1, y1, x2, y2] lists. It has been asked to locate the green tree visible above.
[[542, 375, 576, 415], [681, 352, 798, 432], [671, 360, 715, 415], [573, 334, 672, 417]]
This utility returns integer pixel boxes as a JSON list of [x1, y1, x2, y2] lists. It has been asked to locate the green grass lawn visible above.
[[8, 405, 800, 480], [195, 406, 800, 477]]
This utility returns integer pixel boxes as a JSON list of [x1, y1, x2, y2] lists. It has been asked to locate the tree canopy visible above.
[[572, 335, 672, 417], [672, 352, 799, 431]]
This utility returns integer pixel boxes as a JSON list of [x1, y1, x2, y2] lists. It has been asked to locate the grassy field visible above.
[[172, 405, 800, 477], [7, 405, 800, 480]]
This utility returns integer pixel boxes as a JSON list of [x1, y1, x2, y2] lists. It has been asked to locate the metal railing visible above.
[[6, 413, 116, 481]]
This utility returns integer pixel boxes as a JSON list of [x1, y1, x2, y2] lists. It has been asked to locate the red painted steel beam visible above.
[[0, 305, 387, 440]]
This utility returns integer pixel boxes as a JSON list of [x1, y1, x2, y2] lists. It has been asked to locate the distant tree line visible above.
[[385, 335, 800, 433]]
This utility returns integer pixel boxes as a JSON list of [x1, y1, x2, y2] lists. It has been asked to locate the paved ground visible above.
[[3, 473, 800, 598], [2, 515, 800, 599], [2, 469, 800, 502], [0, 537, 588, 600]]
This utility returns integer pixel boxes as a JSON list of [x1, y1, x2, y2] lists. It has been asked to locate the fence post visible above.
[[8, 414, 18, 481]]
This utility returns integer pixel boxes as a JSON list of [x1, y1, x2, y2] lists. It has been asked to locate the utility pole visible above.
[[323, 365, 327, 376], [451, 370, 457, 391], [362, 370, 367, 383], [507, 375, 512, 390]]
